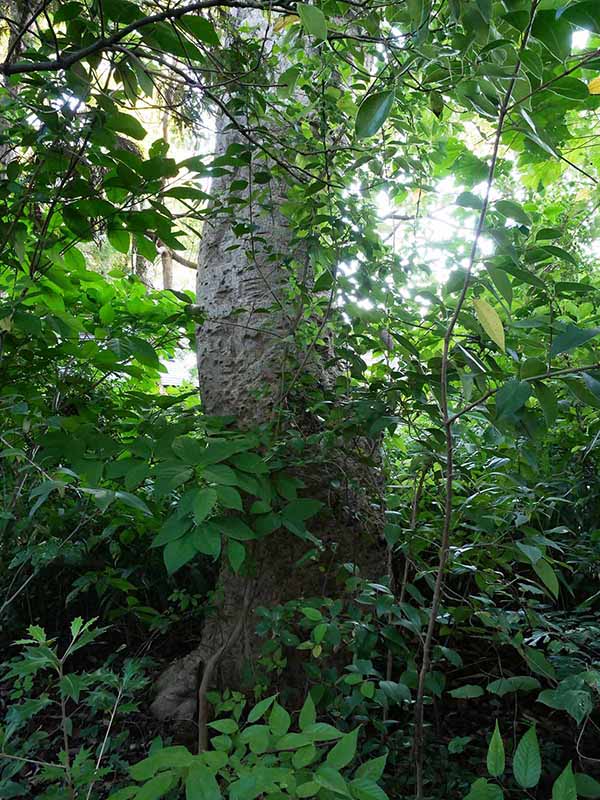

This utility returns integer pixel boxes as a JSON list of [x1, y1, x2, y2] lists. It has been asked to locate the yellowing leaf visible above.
[[274, 14, 299, 32], [589, 76, 600, 95], [473, 297, 505, 351]]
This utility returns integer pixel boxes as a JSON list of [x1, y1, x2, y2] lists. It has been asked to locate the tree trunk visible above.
[[150, 12, 385, 724]]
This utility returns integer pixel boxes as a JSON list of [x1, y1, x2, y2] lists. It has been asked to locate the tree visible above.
[[5, 2, 600, 799], [150, 7, 387, 723]]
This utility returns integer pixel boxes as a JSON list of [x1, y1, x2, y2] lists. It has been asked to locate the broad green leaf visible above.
[[537, 687, 592, 724], [495, 380, 531, 419], [186, 762, 221, 800], [457, 191, 483, 209], [193, 488, 218, 523], [314, 766, 348, 796], [163, 535, 196, 575], [354, 755, 387, 782], [464, 779, 503, 800], [137, 772, 175, 800], [560, 2, 600, 33], [486, 721, 505, 777], [449, 684, 484, 699], [209, 717, 238, 734], [486, 676, 540, 696], [131, 747, 193, 780], [293, 744, 317, 768], [247, 694, 277, 723], [108, 229, 130, 255], [355, 91, 395, 139], [553, 762, 577, 800], [533, 558, 559, 598], [269, 703, 291, 736], [193, 523, 222, 559], [180, 15, 220, 45], [495, 200, 531, 226], [299, 694, 317, 730], [576, 773, 600, 798], [215, 484, 243, 511], [326, 728, 359, 770], [550, 324, 600, 357], [227, 539, 245, 572], [106, 111, 147, 140], [297, 4, 327, 41], [534, 382, 558, 426], [513, 726, 541, 789], [473, 297, 505, 351], [531, 10, 571, 59], [350, 776, 390, 800]]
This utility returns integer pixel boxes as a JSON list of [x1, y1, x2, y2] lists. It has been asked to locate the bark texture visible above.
[[150, 11, 385, 724]]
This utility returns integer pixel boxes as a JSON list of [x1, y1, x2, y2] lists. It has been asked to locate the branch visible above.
[[0, 0, 292, 76], [412, 3, 540, 797], [447, 362, 600, 425], [197, 579, 253, 753]]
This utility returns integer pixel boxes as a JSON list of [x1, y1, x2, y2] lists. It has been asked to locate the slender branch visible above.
[[412, 3, 540, 798], [0, 0, 292, 76], [447, 362, 600, 425]]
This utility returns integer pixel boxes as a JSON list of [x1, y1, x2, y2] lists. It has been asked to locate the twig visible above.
[[197, 580, 254, 752]]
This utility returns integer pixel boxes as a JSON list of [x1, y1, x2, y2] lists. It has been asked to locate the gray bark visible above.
[[151, 11, 385, 725]]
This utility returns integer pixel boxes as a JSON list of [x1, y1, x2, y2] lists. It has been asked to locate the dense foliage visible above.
[[2, 0, 600, 798]]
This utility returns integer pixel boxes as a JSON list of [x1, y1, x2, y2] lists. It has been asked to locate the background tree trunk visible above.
[[151, 12, 385, 724]]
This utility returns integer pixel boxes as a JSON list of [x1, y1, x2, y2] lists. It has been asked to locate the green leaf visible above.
[[350, 776, 389, 800], [193, 523, 222, 559], [464, 778, 503, 800], [293, 744, 317, 768], [193, 488, 218, 523], [379, 680, 410, 704], [269, 703, 291, 736], [513, 726, 541, 789], [449, 684, 484, 699], [180, 15, 221, 45], [108, 229, 131, 255], [531, 10, 571, 59], [215, 484, 243, 511], [524, 647, 557, 680], [533, 558, 559, 598], [473, 297, 505, 351], [247, 694, 277, 723], [560, 2, 600, 33], [355, 91, 395, 139], [534, 382, 558, 426], [227, 539, 245, 572], [282, 499, 323, 523], [486, 676, 540, 696], [537, 687, 592, 724], [326, 728, 359, 770], [550, 324, 600, 357], [314, 766, 349, 796], [164, 535, 197, 575], [354, 755, 387, 782], [299, 694, 317, 730], [575, 773, 600, 798], [209, 717, 238, 734], [553, 762, 577, 800], [106, 111, 147, 140], [186, 762, 221, 800], [137, 772, 175, 800], [457, 191, 483, 209], [217, 516, 255, 540], [495, 200, 531, 226], [486, 721, 505, 777], [297, 4, 328, 41], [496, 380, 531, 419]]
